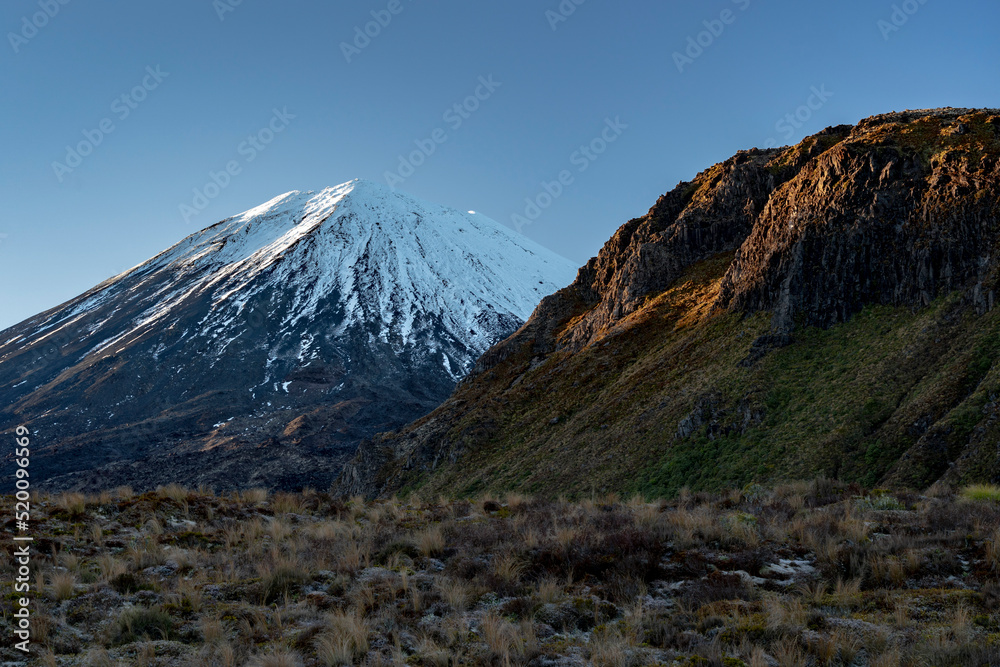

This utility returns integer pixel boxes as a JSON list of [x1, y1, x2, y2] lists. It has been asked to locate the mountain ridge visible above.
[[1, 179, 577, 492], [340, 108, 1000, 499]]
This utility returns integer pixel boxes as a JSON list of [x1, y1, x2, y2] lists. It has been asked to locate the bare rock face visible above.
[[474, 145, 807, 370], [717, 109, 1000, 334], [340, 108, 1000, 499], [564, 148, 784, 349]]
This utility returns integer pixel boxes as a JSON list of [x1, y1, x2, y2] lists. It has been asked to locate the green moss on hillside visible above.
[[397, 254, 999, 499]]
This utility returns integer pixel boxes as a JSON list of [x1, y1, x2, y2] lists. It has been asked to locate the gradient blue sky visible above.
[[2, 0, 998, 330]]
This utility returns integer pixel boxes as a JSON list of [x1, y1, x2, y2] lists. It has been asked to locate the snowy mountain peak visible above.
[[130, 179, 577, 358], [0, 182, 577, 491]]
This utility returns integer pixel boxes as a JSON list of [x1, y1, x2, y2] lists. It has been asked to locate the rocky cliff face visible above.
[[718, 110, 1000, 333], [341, 108, 1000, 499]]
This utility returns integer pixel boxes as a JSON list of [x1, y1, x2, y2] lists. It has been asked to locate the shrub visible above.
[[680, 572, 754, 608], [110, 572, 154, 595], [375, 540, 421, 565], [986, 528, 1000, 572], [111, 606, 175, 645], [24, 483, 1000, 666], [855, 493, 907, 511]]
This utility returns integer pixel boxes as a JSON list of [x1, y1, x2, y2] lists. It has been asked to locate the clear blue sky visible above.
[[2, 0, 998, 330]]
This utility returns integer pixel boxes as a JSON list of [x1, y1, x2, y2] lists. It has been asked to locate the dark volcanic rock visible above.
[[558, 147, 791, 351], [0, 180, 577, 492], [716, 109, 1000, 334], [340, 108, 1000, 498]]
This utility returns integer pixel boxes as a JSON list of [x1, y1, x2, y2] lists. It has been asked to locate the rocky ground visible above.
[[2, 480, 999, 666]]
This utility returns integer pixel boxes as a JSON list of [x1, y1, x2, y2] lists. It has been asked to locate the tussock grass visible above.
[[413, 523, 445, 557], [239, 487, 269, 505], [47, 570, 76, 601], [961, 483, 1000, 502], [54, 491, 88, 517], [156, 483, 192, 503], [248, 649, 304, 667], [110, 606, 174, 645], [315, 610, 369, 666], [11, 481, 1000, 665]]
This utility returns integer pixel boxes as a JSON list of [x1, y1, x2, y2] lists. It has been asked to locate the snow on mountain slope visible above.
[[61, 180, 573, 365], [0, 180, 578, 492]]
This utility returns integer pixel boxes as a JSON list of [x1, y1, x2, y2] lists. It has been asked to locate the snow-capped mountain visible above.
[[0, 179, 578, 491]]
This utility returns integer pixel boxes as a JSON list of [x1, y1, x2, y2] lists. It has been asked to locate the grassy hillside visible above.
[[343, 109, 1000, 502], [391, 252, 1000, 500]]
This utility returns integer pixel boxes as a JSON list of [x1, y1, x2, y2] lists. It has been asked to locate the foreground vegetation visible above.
[[2, 480, 999, 666]]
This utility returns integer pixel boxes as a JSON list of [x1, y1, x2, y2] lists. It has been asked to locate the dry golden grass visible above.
[[271, 491, 305, 514], [480, 612, 518, 661], [438, 577, 472, 612], [315, 609, 369, 665], [96, 553, 127, 581], [240, 487, 269, 505], [535, 578, 563, 604], [414, 523, 445, 557], [54, 491, 87, 515], [766, 596, 806, 632], [247, 648, 304, 667], [491, 551, 526, 585], [157, 483, 191, 503], [59, 552, 80, 573], [12, 481, 1000, 666], [48, 570, 76, 601]]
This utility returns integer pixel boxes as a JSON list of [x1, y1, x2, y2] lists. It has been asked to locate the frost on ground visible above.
[[4, 480, 999, 666]]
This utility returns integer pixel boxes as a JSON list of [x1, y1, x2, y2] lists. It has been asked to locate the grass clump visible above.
[[855, 492, 908, 511], [110, 606, 175, 645], [260, 564, 307, 604], [961, 484, 1000, 502]]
